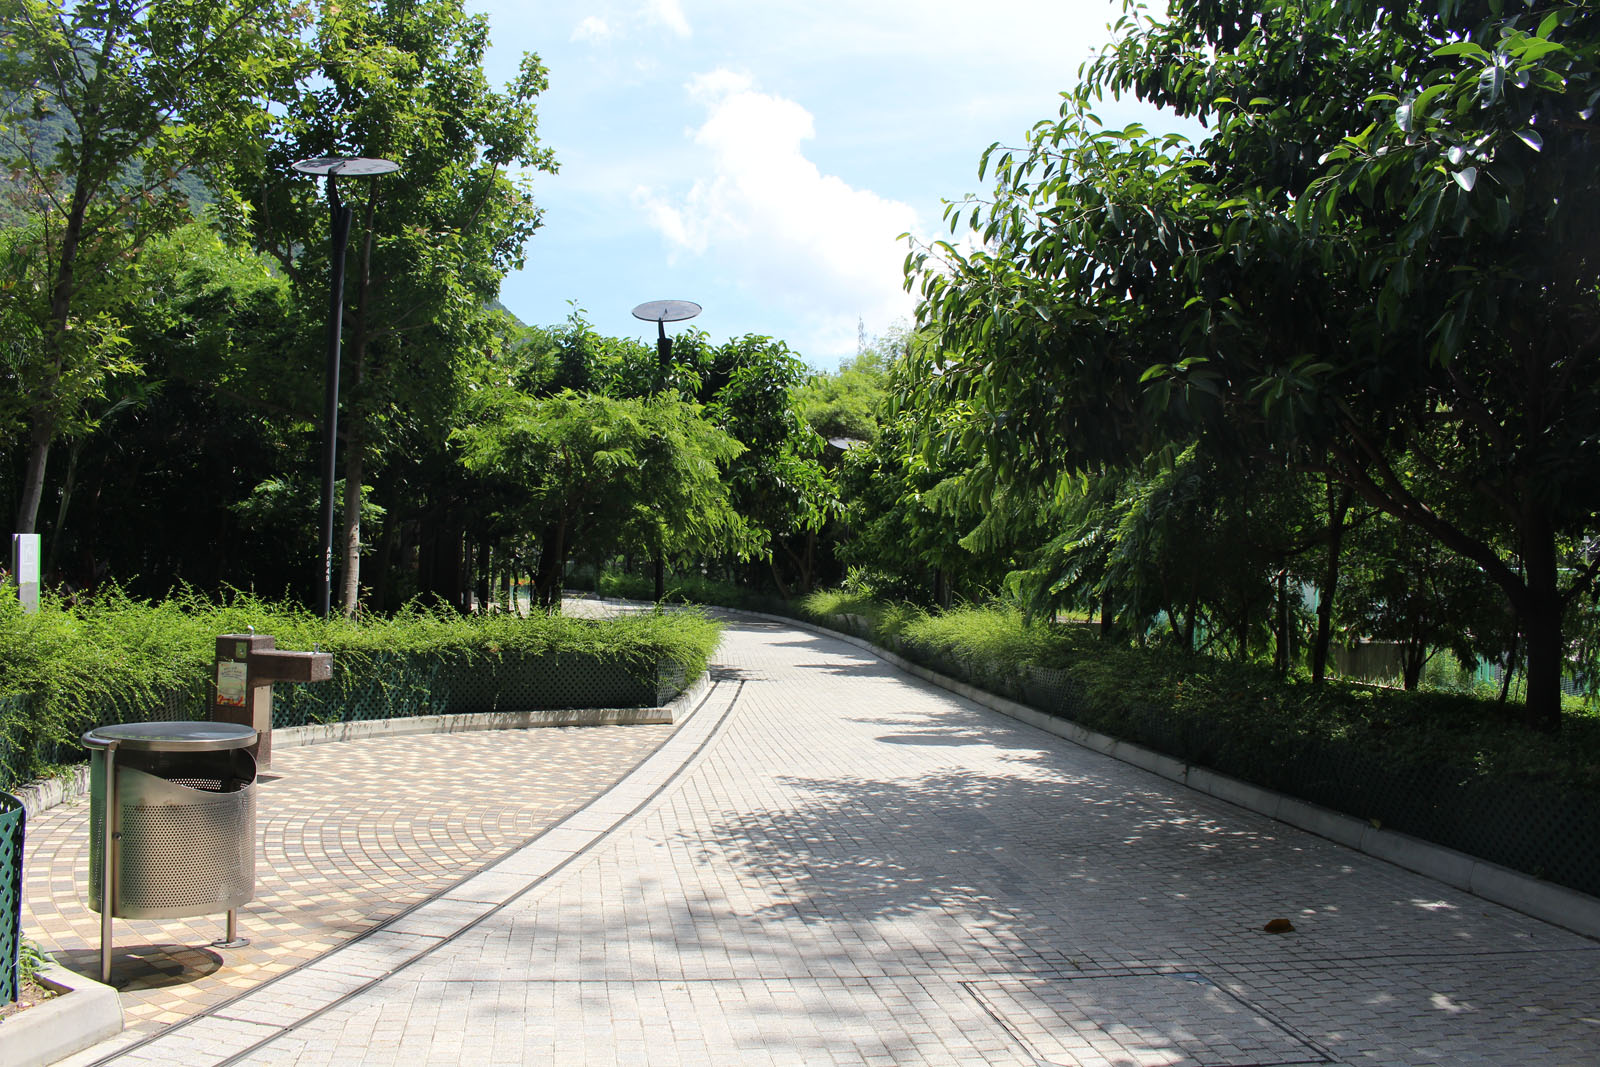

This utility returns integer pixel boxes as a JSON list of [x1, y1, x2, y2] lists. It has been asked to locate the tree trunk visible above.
[[15, 419, 53, 535], [534, 523, 566, 612], [338, 444, 364, 617], [768, 557, 794, 600], [653, 554, 665, 602], [1518, 513, 1564, 731], [1520, 596, 1563, 731], [475, 538, 491, 612], [337, 206, 380, 619], [1313, 483, 1354, 685], [1274, 569, 1290, 676], [801, 529, 816, 595], [371, 517, 399, 614], [45, 437, 82, 577], [17, 117, 99, 536], [1166, 602, 1185, 645], [1498, 633, 1519, 705], [777, 533, 817, 597], [1401, 641, 1426, 691]]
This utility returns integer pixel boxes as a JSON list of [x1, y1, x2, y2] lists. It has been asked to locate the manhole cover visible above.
[[965, 974, 1326, 1066]]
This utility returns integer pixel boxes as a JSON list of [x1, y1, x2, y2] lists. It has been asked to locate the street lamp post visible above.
[[292, 156, 399, 619], [630, 300, 702, 602]]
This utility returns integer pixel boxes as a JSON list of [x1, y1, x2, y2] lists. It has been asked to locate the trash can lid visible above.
[[81, 721, 257, 752]]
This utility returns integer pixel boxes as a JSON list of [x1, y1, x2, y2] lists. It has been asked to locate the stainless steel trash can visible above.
[[82, 721, 257, 982]]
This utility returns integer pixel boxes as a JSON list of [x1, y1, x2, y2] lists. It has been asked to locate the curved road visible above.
[[63, 615, 1600, 1065]]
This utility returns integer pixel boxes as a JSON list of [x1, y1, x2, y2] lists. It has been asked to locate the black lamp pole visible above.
[[630, 300, 702, 603], [317, 175, 355, 620], [292, 156, 399, 619]]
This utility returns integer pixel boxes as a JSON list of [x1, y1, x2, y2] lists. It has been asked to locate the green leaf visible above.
[[1478, 63, 1505, 106], [1412, 83, 1451, 116], [1433, 41, 1489, 59], [1514, 128, 1543, 152], [1453, 166, 1478, 191], [1515, 39, 1565, 63]]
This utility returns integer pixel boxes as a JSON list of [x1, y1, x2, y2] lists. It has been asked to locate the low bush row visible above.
[[793, 594, 1600, 791], [782, 593, 1600, 896], [0, 585, 722, 791]]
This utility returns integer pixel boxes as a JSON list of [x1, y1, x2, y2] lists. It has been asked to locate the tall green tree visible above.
[[0, 0, 303, 533], [455, 388, 753, 610], [911, 0, 1600, 728], [39, 220, 297, 593], [237, 0, 556, 616], [695, 335, 835, 596]]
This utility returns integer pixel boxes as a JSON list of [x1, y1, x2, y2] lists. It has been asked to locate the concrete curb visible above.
[[55, 665, 737, 1066], [2, 963, 123, 1067], [273, 671, 708, 751], [10, 672, 712, 820], [11, 766, 92, 820], [739, 607, 1600, 942]]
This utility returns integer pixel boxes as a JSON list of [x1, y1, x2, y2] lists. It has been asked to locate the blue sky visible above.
[[464, 0, 1193, 367]]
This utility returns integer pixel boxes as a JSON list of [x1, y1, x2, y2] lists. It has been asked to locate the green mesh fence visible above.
[[0, 694, 31, 800], [0, 791, 23, 1002], [272, 651, 447, 727], [0, 685, 208, 791], [272, 651, 679, 727], [1, 652, 689, 791], [895, 638, 1600, 900]]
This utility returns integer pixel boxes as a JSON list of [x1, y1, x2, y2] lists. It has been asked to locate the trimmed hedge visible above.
[[0, 585, 721, 791]]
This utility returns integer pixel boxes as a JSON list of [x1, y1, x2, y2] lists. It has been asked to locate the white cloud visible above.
[[636, 70, 921, 360], [644, 0, 691, 37], [571, 15, 611, 41]]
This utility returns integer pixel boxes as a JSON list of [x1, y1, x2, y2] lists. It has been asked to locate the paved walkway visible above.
[[24, 724, 673, 1034], [40, 616, 1600, 1064]]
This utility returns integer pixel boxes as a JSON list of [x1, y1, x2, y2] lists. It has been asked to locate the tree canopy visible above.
[[905, 0, 1600, 727]]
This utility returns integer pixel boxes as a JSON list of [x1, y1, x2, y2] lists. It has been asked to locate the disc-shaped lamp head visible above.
[[631, 300, 702, 324], [292, 156, 400, 177]]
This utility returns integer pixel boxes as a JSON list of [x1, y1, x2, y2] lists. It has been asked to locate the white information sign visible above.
[[11, 533, 39, 614], [216, 661, 249, 707]]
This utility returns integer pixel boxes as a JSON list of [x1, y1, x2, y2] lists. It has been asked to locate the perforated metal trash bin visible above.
[[82, 721, 257, 982]]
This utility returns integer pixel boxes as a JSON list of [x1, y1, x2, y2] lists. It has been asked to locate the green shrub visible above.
[[0, 584, 722, 790], [796, 588, 885, 627], [785, 589, 1600, 793], [892, 602, 1097, 670], [17, 939, 46, 988], [597, 569, 790, 614]]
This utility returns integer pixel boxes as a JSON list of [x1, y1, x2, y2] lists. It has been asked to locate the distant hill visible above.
[[0, 99, 213, 224], [487, 297, 526, 326]]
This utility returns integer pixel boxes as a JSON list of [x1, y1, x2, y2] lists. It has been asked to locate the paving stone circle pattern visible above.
[[23, 724, 671, 1034], [25, 613, 1600, 1065]]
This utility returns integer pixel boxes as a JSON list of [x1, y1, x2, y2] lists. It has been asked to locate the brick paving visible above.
[[32, 614, 1600, 1065], [22, 724, 672, 1036]]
